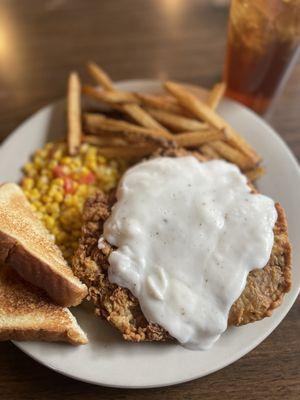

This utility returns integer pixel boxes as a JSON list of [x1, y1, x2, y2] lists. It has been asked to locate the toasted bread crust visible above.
[[7, 240, 87, 307], [0, 326, 87, 344], [0, 183, 87, 307], [0, 265, 87, 344], [73, 191, 291, 342]]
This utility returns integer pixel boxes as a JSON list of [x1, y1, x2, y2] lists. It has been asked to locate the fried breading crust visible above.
[[228, 203, 291, 325], [73, 191, 170, 341]]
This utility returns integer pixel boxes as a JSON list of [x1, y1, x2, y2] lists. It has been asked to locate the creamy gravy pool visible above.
[[103, 157, 277, 349]]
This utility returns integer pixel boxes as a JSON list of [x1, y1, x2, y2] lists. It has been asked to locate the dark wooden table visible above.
[[0, 1, 299, 399]]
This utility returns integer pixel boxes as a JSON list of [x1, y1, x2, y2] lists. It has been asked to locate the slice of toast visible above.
[[0, 264, 87, 344], [0, 183, 87, 307]]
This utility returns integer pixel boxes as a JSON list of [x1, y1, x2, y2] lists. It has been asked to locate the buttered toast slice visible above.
[[0, 264, 87, 344], [0, 183, 87, 307]]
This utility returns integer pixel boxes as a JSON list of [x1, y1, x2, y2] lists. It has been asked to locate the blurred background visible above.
[[0, 0, 299, 158]]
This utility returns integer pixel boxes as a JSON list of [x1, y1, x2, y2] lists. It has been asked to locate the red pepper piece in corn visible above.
[[79, 171, 96, 185], [53, 165, 66, 178], [64, 177, 75, 194]]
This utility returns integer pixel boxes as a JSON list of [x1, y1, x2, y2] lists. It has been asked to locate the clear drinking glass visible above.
[[223, 0, 300, 115]]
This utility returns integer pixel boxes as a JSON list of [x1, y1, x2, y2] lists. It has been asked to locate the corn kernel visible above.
[[53, 192, 64, 203], [45, 203, 59, 214], [52, 178, 64, 186], [42, 195, 51, 203], [44, 215, 55, 228], [22, 177, 34, 190], [86, 160, 97, 171], [65, 157, 77, 166], [48, 159, 58, 169], [53, 149, 63, 160]]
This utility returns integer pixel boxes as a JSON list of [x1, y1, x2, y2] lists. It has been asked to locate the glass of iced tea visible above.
[[223, 0, 300, 115]]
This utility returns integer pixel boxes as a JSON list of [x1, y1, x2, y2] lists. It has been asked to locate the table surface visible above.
[[0, 1, 299, 399]]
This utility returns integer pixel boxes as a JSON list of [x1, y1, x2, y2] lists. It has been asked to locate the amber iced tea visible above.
[[224, 0, 300, 114]]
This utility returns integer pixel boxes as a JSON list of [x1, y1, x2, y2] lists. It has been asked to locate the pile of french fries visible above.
[[67, 62, 265, 182]]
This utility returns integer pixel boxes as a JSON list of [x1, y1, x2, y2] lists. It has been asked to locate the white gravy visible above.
[[103, 157, 277, 350]]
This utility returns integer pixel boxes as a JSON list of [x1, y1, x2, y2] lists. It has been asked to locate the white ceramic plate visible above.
[[0, 80, 299, 389]]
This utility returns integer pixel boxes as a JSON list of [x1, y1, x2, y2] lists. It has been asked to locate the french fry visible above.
[[83, 85, 137, 104], [82, 64, 262, 172], [84, 113, 175, 143], [86, 61, 114, 91], [246, 166, 266, 182], [120, 103, 167, 131], [96, 145, 158, 159], [174, 129, 225, 148], [207, 82, 226, 110], [136, 93, 184, 115], [84, 86, 164, 130], [164, 81, 260, 165], [82, 135, 128, 147], [209, 141, 254, 171], [145, 108, 208, 132], [190, 151, 207, 162], [200, 144, 220, 159], [86, 62, 168, 131], [67, 72, 82, 155]]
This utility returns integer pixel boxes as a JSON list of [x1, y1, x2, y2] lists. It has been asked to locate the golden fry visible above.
[[164, 81, 260, 164], [83, 85, 137, 104], [207, 82, 226, 110], [136, 93, 184, 115], [82, 135, 128, 147], [84, 113, 174, 143], [86, 61, 114, 90], [174, 129, 225, 147], [200, 144, 220, 159], [120, 103, 167, 131], [67, 72, 82, 156], [246, 166, 266, 182], [145, 108, 208, 132], [209, 141, 254, 171], [190, 151, 207, 162], [96, 145, 158, 159]]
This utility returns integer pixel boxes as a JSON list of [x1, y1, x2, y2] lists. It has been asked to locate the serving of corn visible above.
[[21, 142, 123, 262]]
